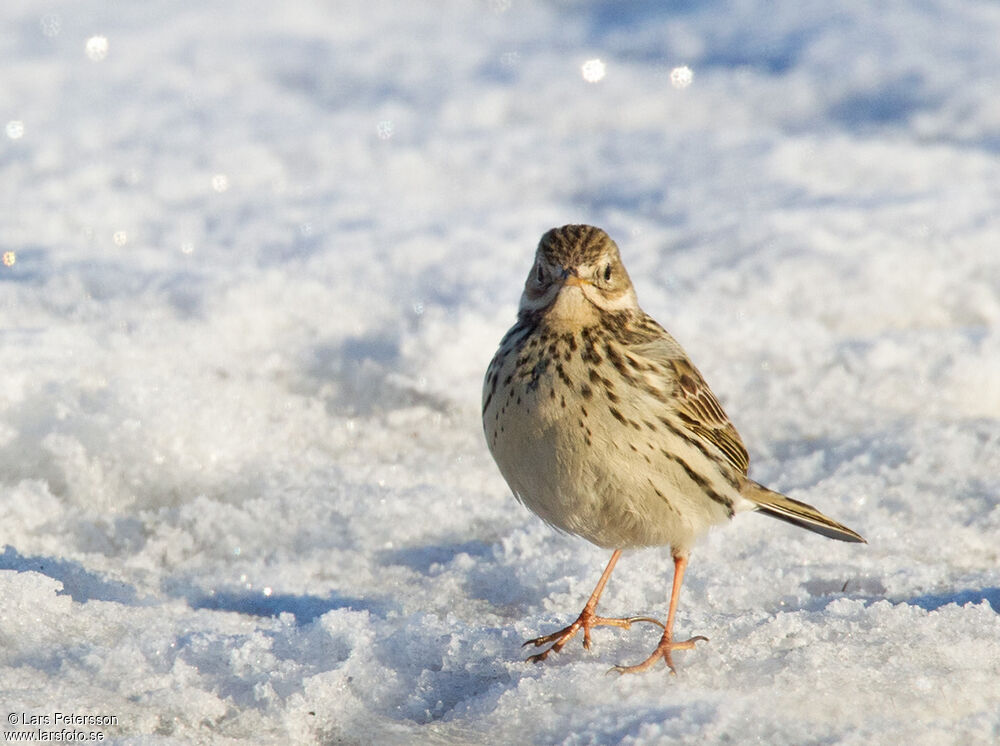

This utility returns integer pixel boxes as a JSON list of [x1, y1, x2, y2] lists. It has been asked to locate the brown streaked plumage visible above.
[[483, 224, 865, 674]]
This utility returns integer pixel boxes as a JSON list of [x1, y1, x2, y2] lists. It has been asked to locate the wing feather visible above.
[[628, 316, 750, 475]]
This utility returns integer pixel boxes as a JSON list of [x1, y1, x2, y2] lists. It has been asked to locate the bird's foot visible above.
[[523, 610, 663, 663], [610, 633, 709, 675]]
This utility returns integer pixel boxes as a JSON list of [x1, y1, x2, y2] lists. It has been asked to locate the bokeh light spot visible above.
[[40, 13, 61, 38], [5, 121, 24, 140], [670, 65, 693, 89], [581, 58, 606, 83], [113, 231, 128, 247], [2, 251, 15, 267], [376, 120, 394, 140], [86, 35, 109, 61], [211, 173, 230, 192]]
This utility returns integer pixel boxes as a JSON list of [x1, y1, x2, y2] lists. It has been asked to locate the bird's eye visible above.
[[603, 263, 612, 282], [536, 264, 545, 284]]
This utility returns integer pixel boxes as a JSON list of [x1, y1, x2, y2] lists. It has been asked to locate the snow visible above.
[[2, 0, 999, 743]]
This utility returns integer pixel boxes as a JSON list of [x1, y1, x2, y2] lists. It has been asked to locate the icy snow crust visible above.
[[2, 0, 999, 743]]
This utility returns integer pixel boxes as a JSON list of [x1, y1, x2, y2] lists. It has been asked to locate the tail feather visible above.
[[743, 481, 866, 544]]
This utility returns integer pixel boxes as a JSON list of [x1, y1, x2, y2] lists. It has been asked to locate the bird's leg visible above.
[[523, 549, 664, 663], [612, 551, 708, 675]]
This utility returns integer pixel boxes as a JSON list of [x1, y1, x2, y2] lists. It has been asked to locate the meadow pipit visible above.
[[483, 225, 865, 674]]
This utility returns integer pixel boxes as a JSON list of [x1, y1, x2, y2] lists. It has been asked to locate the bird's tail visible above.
[[742, 480, 866, 543]]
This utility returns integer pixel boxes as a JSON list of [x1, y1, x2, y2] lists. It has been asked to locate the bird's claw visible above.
[[523, 614, 665, 662], [609, 634, 709, 675]]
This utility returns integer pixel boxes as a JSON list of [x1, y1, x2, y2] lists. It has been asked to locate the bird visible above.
[[482, 224, 865, 674]]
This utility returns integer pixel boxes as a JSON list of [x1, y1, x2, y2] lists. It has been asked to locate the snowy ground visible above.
[[2, 0, 1000, 743]]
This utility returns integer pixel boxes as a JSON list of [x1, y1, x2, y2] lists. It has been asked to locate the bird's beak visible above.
[[561, 269, 590, 288]]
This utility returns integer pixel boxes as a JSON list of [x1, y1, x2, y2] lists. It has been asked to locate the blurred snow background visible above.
[[2, 0, 999, 743]]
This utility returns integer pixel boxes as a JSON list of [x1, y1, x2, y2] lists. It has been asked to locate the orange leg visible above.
[[612, 551, 708, 675], [523, 549, 663, 663]]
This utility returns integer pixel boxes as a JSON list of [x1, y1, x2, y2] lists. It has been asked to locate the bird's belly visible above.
[[486, 375, 732, 550]]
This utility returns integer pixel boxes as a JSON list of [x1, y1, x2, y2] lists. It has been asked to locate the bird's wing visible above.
[[630, 319, 750, 475]]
